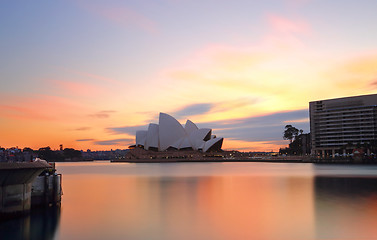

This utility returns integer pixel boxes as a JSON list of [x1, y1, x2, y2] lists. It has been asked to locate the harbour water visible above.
[[1, 161, 377, 240]]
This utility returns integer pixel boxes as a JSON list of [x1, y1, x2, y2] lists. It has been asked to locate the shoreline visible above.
[[111, 158, 377, 164], [111, 148, 377, 164]]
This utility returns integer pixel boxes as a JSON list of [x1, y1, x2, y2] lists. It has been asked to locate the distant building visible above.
[[309, 94, 377, 157]]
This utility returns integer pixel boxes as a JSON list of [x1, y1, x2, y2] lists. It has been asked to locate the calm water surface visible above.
[[2, 161, 377, 240]]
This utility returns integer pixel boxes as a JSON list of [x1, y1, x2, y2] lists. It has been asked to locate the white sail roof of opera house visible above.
[[134, 113, 223, 152]]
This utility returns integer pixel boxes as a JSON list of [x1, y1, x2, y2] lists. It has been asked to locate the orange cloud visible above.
[[324, 53, 377, 93], [88, 110, 117, 119], [150, 14, 318, 124], [0, 94, 86, 122], [284, 118, 309, 124], [223, 139, 287, 152], [161, 41, 318, 121], [345, 54, 377, 77], [0, 104, 53, 121]]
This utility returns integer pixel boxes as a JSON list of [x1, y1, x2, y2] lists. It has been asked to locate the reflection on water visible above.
[[1, 162, 377, 240], [315, 177, 377, 239], [0, 206, 60, 240], [58, 175, 316, 240]]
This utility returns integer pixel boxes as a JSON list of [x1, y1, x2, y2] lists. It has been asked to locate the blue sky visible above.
[[1, 0, 377, 151]]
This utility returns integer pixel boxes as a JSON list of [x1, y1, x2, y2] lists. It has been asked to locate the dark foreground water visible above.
[[1, 162, 377, 240]]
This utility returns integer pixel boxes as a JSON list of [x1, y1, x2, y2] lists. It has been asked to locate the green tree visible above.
[[283, 125, 300, 143]]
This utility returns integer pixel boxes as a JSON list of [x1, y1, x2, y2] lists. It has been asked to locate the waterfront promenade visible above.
[[113, 147, 376, 164]]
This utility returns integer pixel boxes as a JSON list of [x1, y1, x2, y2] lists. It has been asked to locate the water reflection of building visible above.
[[309, 94, 377, 157], [0, 206, 60, 239], [314, 177, 377, 239], [139, 175, 316, 240]]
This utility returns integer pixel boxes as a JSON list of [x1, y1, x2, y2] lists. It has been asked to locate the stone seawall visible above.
[[0, 162, 53, 219]]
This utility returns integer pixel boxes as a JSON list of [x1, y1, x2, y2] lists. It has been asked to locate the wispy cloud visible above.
[[370, 80, 377, 87], [76, 139, 95, 142], [67, 69, 125, 86], [79, 2, 158, 34], [74, 127, 91, 131], [284, 118, 310, 123], [94, 138, 134, 146], [202, 109, 309, 142], [48, 79, 104, 96], [107, 109, 309, 144], [161, 21, 315, 110], [89, 110, 116, 119], [211, 98, 262, 113], [0, 94, 85, 121], [267, 14, 311, 35], [204, 109, 309, 129], [262, 13, 313, 50], [172, 103, 213, 119], [324, 53, 377, 94], [107, 125, 149, 135], [0, 104, 53, 121]]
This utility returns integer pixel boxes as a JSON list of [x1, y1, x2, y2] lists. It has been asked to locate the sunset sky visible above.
[[1, 0, 377, 151]]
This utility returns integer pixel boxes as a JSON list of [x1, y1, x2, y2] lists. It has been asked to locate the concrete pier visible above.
[[0, 161, 54, 219], [31, 173, 62, 207]]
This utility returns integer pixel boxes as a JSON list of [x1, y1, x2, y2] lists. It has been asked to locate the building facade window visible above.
[[309, 94, 377, 157]]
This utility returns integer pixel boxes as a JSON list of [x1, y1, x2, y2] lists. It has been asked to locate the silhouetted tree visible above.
[[63, 148, 82, 159], [23, 147, 34, 152], [280, 133, 311, 155], [38, 146, 54, 160], [37, 146, 64, 161], [283, 125, 300, 143]]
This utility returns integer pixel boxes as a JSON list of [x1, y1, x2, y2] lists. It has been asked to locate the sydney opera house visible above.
[[134, 113, 223, 153]]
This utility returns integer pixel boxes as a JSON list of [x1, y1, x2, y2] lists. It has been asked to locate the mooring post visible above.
[[58, 174, 62, 203], [44, 174, 49, 206], [53, 173, 57, 204]]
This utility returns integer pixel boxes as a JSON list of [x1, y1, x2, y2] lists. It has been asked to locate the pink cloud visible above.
[[42, 68, 127, 98], [162, 13, 314, 79], [54, 67, 127, 87], [49, 79, 104, 96], [80, 2, 158, 34], [0, 104, 53, 121], [88, 110, 117, 119], [370, 78, 377, 87], [0, 94, 86, 121], [72, 70, 123, 86], [267, 14, 311, 35], [259, 13, 313, 49]]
